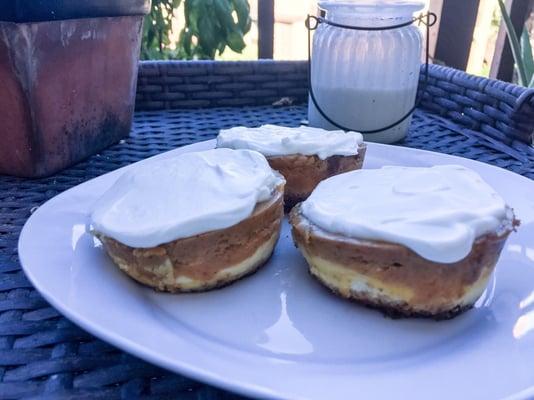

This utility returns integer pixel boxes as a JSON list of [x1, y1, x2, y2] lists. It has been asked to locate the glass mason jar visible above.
[[308, 1, 425, 143]]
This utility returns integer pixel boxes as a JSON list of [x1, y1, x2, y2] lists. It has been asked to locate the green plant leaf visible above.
[[185, 0, 201, 34], [498, 0, 528, 86], [178, 28, 193, 58], [227, 30, 246, 52], [214, 0, 233, 21], [521, 28, 534, 87], [214, 0, 236, 35], [217, 40, 227, 55], [142, 0, 250, 60], [232, 0, 251, 33], [198, 14, 218, 57]]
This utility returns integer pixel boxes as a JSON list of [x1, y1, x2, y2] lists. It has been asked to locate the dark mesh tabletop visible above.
[[1, 61, 534, 400]]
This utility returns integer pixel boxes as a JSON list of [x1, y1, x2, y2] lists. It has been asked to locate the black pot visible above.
[[0, 0, 151, 23]]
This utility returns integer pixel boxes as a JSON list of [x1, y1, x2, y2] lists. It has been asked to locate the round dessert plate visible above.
[[19, 140, 534, 400]]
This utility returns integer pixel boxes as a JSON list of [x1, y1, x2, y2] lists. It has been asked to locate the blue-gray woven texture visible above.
[[0, 61, 533, 399]]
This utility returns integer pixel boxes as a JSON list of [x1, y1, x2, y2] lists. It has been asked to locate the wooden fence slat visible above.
[[434, 0, 481, 70], [258, 0, 274, 59], [428, 0, 444, 61], [490, 0, 534, 83]]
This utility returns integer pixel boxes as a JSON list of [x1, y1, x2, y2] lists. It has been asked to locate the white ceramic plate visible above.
[[19, 141, 534, 400]]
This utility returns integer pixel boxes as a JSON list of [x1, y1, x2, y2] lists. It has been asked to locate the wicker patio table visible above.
[[1, 60, 533, 399]]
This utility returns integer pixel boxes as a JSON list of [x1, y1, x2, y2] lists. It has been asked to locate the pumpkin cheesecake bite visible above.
[[289, 165, 518, 319], [90, 148, 285, 292], [216, 124, 366, 210]]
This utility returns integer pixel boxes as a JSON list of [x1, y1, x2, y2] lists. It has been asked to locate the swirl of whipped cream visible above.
[[91, 149, 284, 248], [217, 124, 363, 160], [301, 165, 510, 263]]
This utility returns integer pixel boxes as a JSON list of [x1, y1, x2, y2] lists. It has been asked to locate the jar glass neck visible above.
[[320, 5, 420, 28]]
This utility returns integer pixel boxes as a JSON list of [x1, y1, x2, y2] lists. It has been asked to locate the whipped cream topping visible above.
[[91, 149, 284, 248], [217, 124, 363, 160], [301, 165, 509, 263]]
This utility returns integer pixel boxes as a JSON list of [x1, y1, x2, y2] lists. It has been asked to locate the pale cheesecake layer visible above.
[[301, 249, 495, 317], [102, 231, 279, 292]]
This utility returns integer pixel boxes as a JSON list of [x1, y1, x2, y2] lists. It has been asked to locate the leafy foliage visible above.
[[141, 0, 181, 60], [141, 0, 251, 60], [497, 0, 534, 87]]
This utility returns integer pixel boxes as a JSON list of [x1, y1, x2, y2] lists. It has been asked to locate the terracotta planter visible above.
[[0, 1, 150, 177]]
